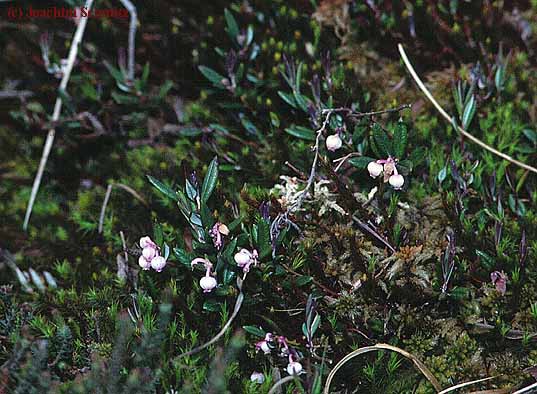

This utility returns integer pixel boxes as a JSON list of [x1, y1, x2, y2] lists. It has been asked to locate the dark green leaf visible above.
[[257, 219, 272, 259], [296, 275, 313, 286], [201, 157, 219, 203], [270, 112, 280, 128], [224, 9, 239, 41], [285, 126, 316, 141], [240, 116, 259, 135], [372, 124, 392, 156], [476, 250, 495, 270], [310, 314, 321, 337], [203, 299, 221, 312], [293, 91, 310, 113], [397, 159, 413, 175], [179, 127, 202, 137], [173, 248, 193, 267], [198, 65, 225, 87], [522, 129, 537, 145], [462, 94, 476, 129], [278, 91, 297, 109], [409, 147, 426, 166], [393, 122, 408, 158], [242, 325, 266, 337], [449, 286, 470, 300], [349, 156, 375, 169], [147, 175, 178, 201]]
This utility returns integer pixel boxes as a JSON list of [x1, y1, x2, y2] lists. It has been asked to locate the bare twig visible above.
[[176, 278, 245, 359], [98, 184, 113, 234], [325, 104, 411, 119], [23, 0, 95, 230], [0, 90, 33, 99], [398, 43, 537, 175], [352, 215, 396, 253], [98, 182, 148, 234], [119, 230, 128, 262], [333, 152, 361, 172], [117, 0, 137, 82]]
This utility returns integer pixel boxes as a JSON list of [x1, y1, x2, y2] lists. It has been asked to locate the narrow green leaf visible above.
[[203, 299, 221, 312], [147, 175, 178, 201], [278, 91, 297, 109], [293, 91, 310, 113], [257, 219, 272, 259], [224, 9, 239, 41], [285, 126, 316, 141], [270, 112, 280, 128], [243, 325, 266, 337], [179, 127, 202, 137], [240, 116, 259, 135], [173, 247, 193, 267], [198, 65, 225, 87], [462, 94, 476, 129], [295, 62, 303, 92], [201, 157, 219, 203], [522, 128, 537, 145], [310, 314, 321, 336], [296, 275, 313, 286], [349, 156, 375, 169]]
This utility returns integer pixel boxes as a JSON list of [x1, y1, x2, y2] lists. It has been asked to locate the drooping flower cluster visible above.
[[209, 222, 229, 250], [191, 257, 218, 293], [255, 333, 303, 376], [491, 271, 508, 295], [367, 156, 405, 190], [138, 236, 167, 272], [234, 248, 258, 276]]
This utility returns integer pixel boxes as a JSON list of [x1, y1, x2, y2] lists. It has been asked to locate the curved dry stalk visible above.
[[512, 381, 537, 394], [323, 343, 442, 393], [24, 0, 95, 231], [98, 182, 148, 234], [438, 376, 498, 394], [268, 376, 297, 394], [176, 279, 244, 359], [398, 44, 537, 176]]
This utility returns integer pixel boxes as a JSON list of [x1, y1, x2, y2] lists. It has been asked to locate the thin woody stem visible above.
[[24, 0, 95, 230]]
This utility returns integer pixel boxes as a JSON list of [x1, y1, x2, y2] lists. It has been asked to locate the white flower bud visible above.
[[250, 372, 265, 384], [367, 161, 383, 178], [286, 361, 303, 375], [234, 249, 251, 266], [150, 256, 167, 272], [200, 275, 217, 292], [325, 134, 342, 151], [142, 246, 157, 261], [260, 341, 271, 354], [139, 236, 153, 249], [389, 174, 405, 190], [218, 223, 230, 235], [138, 256, 151, 270]]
